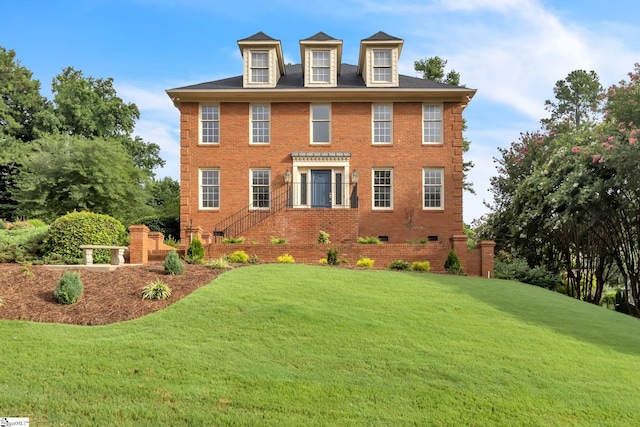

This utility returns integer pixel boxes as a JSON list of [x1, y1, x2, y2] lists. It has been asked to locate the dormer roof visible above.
[[299, 32, 343, 78], [237, 31, 286, 81]]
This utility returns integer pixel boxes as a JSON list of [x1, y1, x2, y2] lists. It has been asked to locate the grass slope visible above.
[[1, 264, 639, 426]]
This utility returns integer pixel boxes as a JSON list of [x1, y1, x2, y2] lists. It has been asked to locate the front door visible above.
[[311, 170, 331, 208]]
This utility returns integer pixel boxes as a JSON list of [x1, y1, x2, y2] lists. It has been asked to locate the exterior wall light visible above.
[[351, 170, 359, 183], [284, 170, 292, 183]]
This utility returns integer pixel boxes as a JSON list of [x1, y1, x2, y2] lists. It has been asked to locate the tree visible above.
[[414, 56, 474, 193], [0, 47, 47, 142], [148, 176, 180, 217], [543, 70, 603, 130], [14, 135, 153, 224]]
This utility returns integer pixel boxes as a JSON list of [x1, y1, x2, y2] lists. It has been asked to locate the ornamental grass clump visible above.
[[163, 250, 185, 275], [226, 250, 249, 263], [53, 271, 83, 305], [142, 279, 172, 300], [208, 257, 232, 270]]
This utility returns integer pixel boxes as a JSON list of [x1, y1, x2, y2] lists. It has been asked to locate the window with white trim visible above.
[[251, 105, 270, 143], [311, 51, 330, 83], [200, 169, 220, 209], [372, 104, 392, 144], [200, 105, 219, 144], [423, 104, 443, 144], [373, 50, 392, 82], [372, 169, 393, 209], [251, 169, 270, 209], [250, 51, 269, 83], [423, 168, 443, 209], [311, 104, 330, 144]]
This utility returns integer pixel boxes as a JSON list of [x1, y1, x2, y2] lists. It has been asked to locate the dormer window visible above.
[[250, 51, 269, 83], [373, 50, 392, 82], [311, 51, 330, 83], [300, 32, 343, 88]]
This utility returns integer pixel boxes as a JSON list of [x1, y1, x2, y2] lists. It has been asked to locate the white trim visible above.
[[249, 168, 271, 210], [372, 168, 394, 210], [310, 103, 331, 144], [291, 155, 352, 208], [372, 103, 393, 145], [250, 104, 270, 144], [422, 168, 444, 210], [199, 104, 219, 144], [199, 168, 220, 210], [422, 103, 443, 144]]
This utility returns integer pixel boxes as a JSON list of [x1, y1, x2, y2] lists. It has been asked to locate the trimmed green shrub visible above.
[[327, 247, 339, 265], [131, 214, 180, 241], [0, 227, 49, 263], [444, 249, 464, 275], [208, 257, 232, 270], [226, 250, 249, 263], [54, 271, 83, 305], [318, 230, 330, 244], [43, 211, 127, 264], [494, 258, 560, 289], [142, 279, 172, 300], [222, 236, 245, 244], [277, 253, 295, 263], [358, 236, 382, 244], [185, 238, 205, 264], [163, 250, 185, 275], [411, 261, 431, 272], [270, 237, 287, 244], [387, 259, 410, 270], [356, 257, 375, 268]]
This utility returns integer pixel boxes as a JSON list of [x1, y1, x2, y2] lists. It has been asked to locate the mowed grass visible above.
[[1, 264, 640, 426]]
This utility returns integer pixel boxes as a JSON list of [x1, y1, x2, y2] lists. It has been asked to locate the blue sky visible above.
[[2, 0, 639, 223]]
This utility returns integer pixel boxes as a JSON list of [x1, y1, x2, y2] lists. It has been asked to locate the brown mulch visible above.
[[0, 263, 224, 326]]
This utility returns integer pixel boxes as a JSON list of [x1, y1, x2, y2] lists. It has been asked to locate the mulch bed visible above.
[[0, 263, 224, 326]]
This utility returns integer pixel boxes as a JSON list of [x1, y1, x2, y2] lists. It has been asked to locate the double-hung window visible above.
[[251, 169, 270, 209], [311, 51, 330, 83], [200, 105, 219, 144], [423, 104, 443, 144], [423, 168, 443, 209], [311, 104, 330, 144], [373, 50, 392, 83], [372, 169, 393, 209], [250, 51, 269, 83], [372, 104, 392, 144], [200, 169, 220, 209], [251, 105, 270, 144]]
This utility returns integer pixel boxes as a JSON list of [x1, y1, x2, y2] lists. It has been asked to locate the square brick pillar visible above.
[[128, 224, 150, 264], [479, 241, 496, 279], [148, 231, 165, 250], [450, 234, 468, 271]]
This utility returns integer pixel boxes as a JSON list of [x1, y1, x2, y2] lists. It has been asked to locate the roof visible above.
[[238, 31, 278, 42], [301, 32, 339, 42], [169, 63, 466, 91], [362, 31, 402, 41]]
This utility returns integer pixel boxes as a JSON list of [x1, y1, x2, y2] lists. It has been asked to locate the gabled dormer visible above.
[[300, 32, 343, 88], [238, 31, 286, 88], [357, 31, 403, 88]]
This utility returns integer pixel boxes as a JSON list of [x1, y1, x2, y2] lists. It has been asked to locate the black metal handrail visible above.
[[212, 183, 290, 239]]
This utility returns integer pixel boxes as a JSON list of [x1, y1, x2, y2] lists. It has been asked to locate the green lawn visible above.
[[1, 264, 639, 426]]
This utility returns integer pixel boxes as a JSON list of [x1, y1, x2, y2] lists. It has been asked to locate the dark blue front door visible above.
[[311, 170, 331, 208]]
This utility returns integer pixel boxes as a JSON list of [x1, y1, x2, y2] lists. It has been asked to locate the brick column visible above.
[[450, 235, 468, 272], [148, 232, 165, 250], [479, 241, 496, 279], [128, 224, 150, 264], [183, 225, 203, 246]]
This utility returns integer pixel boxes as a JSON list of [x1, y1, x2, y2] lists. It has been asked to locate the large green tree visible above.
[[543, 69, 603, 130], [414, 56, 474, 193]]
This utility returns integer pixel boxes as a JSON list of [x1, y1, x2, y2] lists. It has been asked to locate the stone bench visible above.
[[79, 245, 128, 266]]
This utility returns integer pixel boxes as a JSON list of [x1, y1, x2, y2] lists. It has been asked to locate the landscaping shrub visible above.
[[142, 279, 172, 300], [444, 249, 464, 275], [277, 253, 295, 263], [327, 247, 339, 265], [184, 238, 205, 264], [318, 258, 328, 264], [248, 254, 260, 264], [358, 236, 382, 244], [226, 250, 249, 263], [163, 250, 185, 275], [10, 220, 32, 230], [43, 211, 127, 264], [208, 257, 232, 270], [131, 214, 180, 241], [163, 235, 180, 248], [411, 261, 431, 272], [53, 271, 83, 305], [0, 227, 49, 263], [270, 237, 287, 244], [222, 236, 245, 244], [318, 230, 330, 244], [356, 257, 375, 268], [0, 220, 6, 230], [494, 258, 560, 289], [28, 219, 47, 228], [387, 259, 410, 270]]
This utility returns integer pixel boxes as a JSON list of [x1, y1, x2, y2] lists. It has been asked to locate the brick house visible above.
[[165, 31, 493, 274]]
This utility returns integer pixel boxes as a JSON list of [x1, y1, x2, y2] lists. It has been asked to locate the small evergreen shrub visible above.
[[444, 249, 464, 275], [327, 247, 339, 265], [163, 250, 185, 275], [358, 236, 382, 244], [277, 253, 295, 263], [54, 271, 83, 305], [0, 226, 49, 263], [185, 238, 205, 264], [142, 279, 172, 300], [356, 257, 374, 268], [226, 250, 249, 263], [208, 257, 232, 270], [318, 230, 330, 244], [270, 237, 288, 244], [411, 261, 431, 272], [222, 236, 245, 244], [387, 259, 410, 270]]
